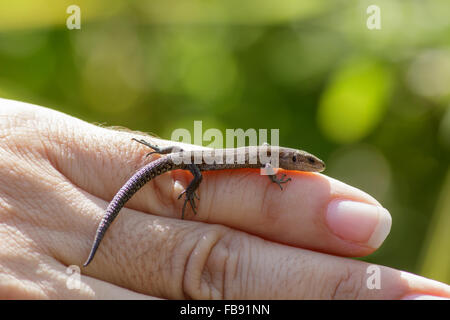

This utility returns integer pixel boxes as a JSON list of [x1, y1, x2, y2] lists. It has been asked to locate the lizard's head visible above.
[[278, 148, 325, 172]]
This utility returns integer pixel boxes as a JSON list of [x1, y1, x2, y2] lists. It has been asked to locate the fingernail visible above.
[[402, 294, 450, 300], [326, 200, 392, 248]]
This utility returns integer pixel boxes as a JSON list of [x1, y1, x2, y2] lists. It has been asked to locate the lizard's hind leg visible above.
[[132, 138, 183, 156], [178, 164, 203, 219]]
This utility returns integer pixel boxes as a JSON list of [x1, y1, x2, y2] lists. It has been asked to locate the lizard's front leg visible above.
[[263, 163, 291, 190]]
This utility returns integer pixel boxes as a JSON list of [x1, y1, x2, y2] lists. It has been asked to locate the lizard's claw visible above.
[[270, 174, 292, 190], [132, 138, 161, 155], [145, 151, 158, 158], [178, 190, 199, 219]]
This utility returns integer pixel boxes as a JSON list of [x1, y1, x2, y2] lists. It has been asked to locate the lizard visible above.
[[83, 138, 325, 267]]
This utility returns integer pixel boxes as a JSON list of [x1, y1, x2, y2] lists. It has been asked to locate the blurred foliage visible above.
[[0, 0, 449, 283]]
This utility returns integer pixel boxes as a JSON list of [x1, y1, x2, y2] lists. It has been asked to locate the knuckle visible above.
[[329, 266, 364, 300], [180, 226, 244, 299]]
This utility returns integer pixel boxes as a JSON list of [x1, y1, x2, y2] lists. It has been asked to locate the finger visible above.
[[57, 203, 450, 300], [195, 171, 392, 257]]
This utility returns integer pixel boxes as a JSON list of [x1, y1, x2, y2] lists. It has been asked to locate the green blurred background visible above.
[[0, 0, 449, 283]]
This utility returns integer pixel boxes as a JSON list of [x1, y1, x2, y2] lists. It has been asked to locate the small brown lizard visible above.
[[83, 139, 325, 266]]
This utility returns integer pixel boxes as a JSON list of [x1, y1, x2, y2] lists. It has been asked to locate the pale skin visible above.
[[0, 98, 449, 299]]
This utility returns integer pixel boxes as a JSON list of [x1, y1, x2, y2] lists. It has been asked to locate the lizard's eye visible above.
[[307, 156, 316, 164], [292, 155, 297, 162]]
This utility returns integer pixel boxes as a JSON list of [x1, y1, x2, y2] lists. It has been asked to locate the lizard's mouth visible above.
[[316, 160, 326, 172], [307, 158, 326, 172]]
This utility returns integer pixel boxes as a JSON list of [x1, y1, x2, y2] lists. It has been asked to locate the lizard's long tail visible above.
[[83, 157, 172, 267]]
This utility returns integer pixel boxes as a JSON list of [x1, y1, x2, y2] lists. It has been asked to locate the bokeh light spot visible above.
[[406, 49, 450, 101], [318, 57, 393, 143]]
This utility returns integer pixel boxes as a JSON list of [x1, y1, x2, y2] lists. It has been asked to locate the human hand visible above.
[[0, 98, 449, 299]]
